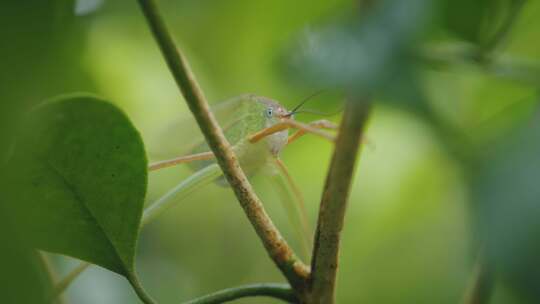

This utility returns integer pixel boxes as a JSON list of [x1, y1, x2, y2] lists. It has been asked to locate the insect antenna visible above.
[[284, 89, 344, 117], [284, 89, 327, 117], [292, 107, 343, 116]]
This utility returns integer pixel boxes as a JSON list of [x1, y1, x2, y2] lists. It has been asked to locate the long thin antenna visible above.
[[285, 89, 327, 117], [292, 107, 343, 116]]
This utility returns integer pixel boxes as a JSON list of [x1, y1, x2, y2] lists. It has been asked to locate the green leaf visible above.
[[473, 103, 540, 301], [442, 0, 520, 46], [282, 0, 433, 112], [284, 0, 431, 85], [0, 209, 53, 304], [0, 0, 93, 160], [3, 95, 147, 276]]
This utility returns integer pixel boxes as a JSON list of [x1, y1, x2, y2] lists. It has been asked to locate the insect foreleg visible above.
[[248, 119, 335, 144], [287, 119, 338, 145], [149, 151, 215, 171]]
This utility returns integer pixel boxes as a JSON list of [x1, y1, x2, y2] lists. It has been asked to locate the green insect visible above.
[[142, 93, 338, 258]]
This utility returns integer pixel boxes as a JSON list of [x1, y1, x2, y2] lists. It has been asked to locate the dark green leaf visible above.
[[3, 95, 147, 276], [0, 209, 53, 304], [442, 0, 523, 47], [283, 0, 432, 111], [0, 0, 94, 160], [474, 103, 540, 302]]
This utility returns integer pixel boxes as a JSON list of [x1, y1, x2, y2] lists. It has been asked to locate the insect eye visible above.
[[265, 108, 273, 118]]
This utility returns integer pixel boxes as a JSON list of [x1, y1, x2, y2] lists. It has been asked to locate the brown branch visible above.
[[309, 98, 371, 303], [137, 0, 309, 293]]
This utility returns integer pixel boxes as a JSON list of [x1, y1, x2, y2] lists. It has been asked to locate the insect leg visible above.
[[142, 163, 222, 225], [287, 119, 338, 145], [269, 160, 311, 260], [275, 158, 311, 243], [148, 151, 215, 171], [248, 119, 335, 144]]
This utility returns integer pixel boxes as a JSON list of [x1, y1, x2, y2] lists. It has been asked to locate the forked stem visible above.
[[137, 0, 309, 294]]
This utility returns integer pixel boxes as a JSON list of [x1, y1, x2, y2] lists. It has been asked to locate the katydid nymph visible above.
[[144, 93, 338, 258]]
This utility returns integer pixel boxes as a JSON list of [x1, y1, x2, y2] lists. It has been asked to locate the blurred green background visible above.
[[1, 0, 540, 303]]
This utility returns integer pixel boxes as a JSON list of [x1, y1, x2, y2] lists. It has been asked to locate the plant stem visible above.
[[309, 98, 370, 303], [463, 253, 494, 304], [183, 283, 298, 304], [127, 273, 158, 304], [137, 0, 309, 293], [39, 252, 66, 304], [51, 262, 90, 298]]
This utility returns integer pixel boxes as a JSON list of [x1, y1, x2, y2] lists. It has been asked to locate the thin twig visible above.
[[137, 0, 309, 293], [183, 283, 298, 304], [310, 98, 370, 303], [51, 262, 90, 299], [462, 252, 494, 304], [40, 252, 66, 304]]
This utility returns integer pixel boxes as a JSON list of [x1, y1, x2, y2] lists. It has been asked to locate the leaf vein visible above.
[[45, 160, 128, 274]]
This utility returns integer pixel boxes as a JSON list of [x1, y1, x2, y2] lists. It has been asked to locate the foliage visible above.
[[0, 217, 53, 304], [474, 108, 540, 301], [3, 95, 148, 275], [1, 0, 539, 303]]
